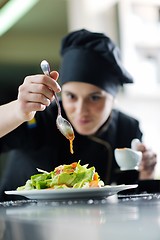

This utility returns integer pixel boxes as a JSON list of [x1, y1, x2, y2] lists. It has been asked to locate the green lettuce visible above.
[[17, 161, 104, 191]]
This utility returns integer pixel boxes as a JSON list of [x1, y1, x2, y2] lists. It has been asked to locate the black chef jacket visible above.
[[0, 101, 142, 201]]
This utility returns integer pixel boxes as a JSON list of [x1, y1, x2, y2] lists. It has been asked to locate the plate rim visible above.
[[5, 184, 138, 199]]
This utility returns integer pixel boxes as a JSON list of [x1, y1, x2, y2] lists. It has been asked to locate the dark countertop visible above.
[[0, 194, 160, 240]]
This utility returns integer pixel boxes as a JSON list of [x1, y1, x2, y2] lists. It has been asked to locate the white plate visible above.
[[5, 184, 138, 200]]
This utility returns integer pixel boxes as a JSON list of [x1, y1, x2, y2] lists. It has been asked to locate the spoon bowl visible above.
[[56, 115, 74, 140]]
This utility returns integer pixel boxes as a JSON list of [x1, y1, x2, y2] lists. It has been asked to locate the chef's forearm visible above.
[[0, 100, 24, 138]]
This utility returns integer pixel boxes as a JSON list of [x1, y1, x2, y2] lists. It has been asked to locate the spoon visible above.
[[40, 60, 75, 153]]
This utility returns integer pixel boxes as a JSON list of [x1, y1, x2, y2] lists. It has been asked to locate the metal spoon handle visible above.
[[40, 60, 61, 115]]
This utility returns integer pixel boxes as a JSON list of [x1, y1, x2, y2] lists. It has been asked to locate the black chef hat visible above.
[[59, 29, 133, 96]]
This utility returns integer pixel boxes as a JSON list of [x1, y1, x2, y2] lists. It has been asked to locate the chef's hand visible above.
[[16, 71, 60, 121], [137, 143, 157, 180]]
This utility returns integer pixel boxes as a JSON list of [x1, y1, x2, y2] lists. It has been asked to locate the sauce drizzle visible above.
[[67, 133, 75, 154]]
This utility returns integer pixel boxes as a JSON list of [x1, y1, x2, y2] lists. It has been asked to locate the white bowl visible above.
[[114, 148, 142, 171]]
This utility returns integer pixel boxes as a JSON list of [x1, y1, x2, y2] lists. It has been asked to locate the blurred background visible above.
[[0, 0, 160, 178]]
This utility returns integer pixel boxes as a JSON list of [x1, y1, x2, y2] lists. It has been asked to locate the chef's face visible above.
[[61, 82, 114, 135]]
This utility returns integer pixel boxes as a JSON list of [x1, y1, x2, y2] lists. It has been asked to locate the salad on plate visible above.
[[17, 161, 104, 191]]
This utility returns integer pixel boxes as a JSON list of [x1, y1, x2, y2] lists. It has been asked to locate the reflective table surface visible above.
[[0, 194, 160, 240]]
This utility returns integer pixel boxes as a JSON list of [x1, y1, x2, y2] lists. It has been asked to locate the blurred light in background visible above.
[[0, 0, 39, 36]]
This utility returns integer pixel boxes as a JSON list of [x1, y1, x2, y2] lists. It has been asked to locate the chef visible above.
[[0, 29, 157, 201]]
